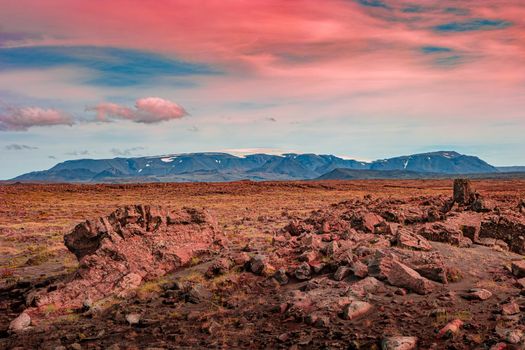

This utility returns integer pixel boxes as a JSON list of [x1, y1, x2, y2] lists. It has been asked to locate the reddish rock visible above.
[[353, 212, 385, 233], [501, 301, 520, 315], [347, 277, 384, 297], [368, 252, 435, 294], [447, 213, 482, 242], [481, 215, 525, 254], [418, 222, 463, 246], [206, 258, 232, 277], [284, 219, 306, 236], [333, 266, 351, 281], [461, 288, 492, 301], [391, 249, 448, 284], [232, 252, 251, 266], [496, 327, 524, 344], [381, 336, 417, 350], [511, 260, 525, 278], [374, 221, 398, 235], [294, 262, 312, 280], [394, 228, 433, 251], [437, 318, 463, 339], [9, 312, 31, 332], [31, 205, 221, 312], [342, 301, 372, 320], [298, 250, 317, 263], [351, 260, 369, 278]]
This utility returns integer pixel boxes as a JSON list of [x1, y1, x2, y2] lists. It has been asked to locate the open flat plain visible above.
[[2, 180, 525, 349]]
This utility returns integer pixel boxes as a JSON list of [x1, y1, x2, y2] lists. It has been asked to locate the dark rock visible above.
[[453, 179, 474, 205], [186, 285, 212, 304], [206, 258, 232, 277], [295, 262, 312, 280], [273, 268, 289, 285], [333, 266, 351, 281], [511, 260, 525, 278], [481, 215, 525, 254], [250, 255, 274, 276]]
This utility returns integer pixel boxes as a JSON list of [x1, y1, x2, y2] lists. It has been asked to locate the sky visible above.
[[0, 0, 524, 179]]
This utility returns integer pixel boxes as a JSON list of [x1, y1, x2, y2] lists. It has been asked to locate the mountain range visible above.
[[10, 150, 521, 183]]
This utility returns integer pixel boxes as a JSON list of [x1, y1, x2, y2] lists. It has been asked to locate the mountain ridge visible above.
[[12, 150, 503, 183]]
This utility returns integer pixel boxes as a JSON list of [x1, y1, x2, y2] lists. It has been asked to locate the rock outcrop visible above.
[[30, 205, 222, 314]]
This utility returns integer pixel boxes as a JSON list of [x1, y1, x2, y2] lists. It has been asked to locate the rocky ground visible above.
[[1, 179, 525, 349]]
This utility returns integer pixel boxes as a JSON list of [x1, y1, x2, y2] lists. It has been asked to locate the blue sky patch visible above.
[[434, 18, 512, 32], [421, 46, 453, 54], [0, 46, 218, 87], [356, 0, 390, 9]]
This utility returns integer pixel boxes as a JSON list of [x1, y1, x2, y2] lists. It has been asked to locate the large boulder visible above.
[[453, 179, 474, 205], [480, 214, 525, 254], [368, 252, 435, 294], [32, 205, 221, 311]]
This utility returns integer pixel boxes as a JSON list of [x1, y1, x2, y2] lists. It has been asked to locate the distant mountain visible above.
[[497, 166, 525, 173], [12, 150, 506, 183], [370, 151, 497, 174], [317, 168, 525, 181], [316, 168, 442, 180]]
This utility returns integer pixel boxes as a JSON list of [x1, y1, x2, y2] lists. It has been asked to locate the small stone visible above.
[[206, 258, 232, 277], [125, 313, 141, 325], [82, 298, 93, 310], [310, 262, 325, 274], [294, 262, 312, 280], [314, 315, 330, 327], [273, 268, 289, 285], [462, 288, 492, 301], [516, 277, 525, 288], [511, 260, 525, 278], [395, 229, 433, 251], [351, 261, 369, 278], [277, 333, 289, 342], [186, 285, 212, 303], [250, 255, 269, 275], [501, 301, 520, 315], [298, 250, 317, 263], [342, 301, 372, 320], [334, 266, 351, 281], [323, 241, 338, 256], [381, 336, 418, 350], [232, 252, 251, 266], [437, 319, 463, 339], [497, 328, 523, 344], [70, 343, 82, 350], [202, 320, 220, 335], [9, 312, 31, 332]]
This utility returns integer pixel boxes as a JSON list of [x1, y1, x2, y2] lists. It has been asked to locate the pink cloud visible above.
[[0, 106, 73, 131], [87, 97, 188, 124]]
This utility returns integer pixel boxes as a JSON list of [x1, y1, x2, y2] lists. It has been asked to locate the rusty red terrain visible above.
[[1, 180, 525, 349]]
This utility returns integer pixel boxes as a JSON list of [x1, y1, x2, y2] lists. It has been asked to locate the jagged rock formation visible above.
[[27, 205, 222, 319]]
